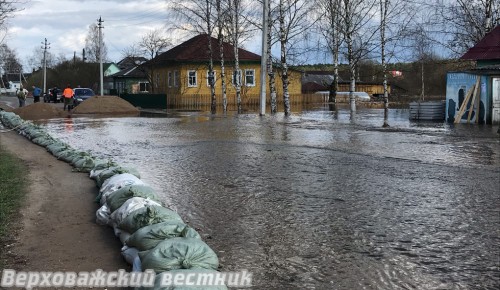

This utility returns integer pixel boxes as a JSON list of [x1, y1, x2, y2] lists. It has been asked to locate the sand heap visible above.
[[13, 102, 67, 120], [72, 96, 139, 115]]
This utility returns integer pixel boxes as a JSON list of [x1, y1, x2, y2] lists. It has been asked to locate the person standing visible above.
[[17, 85, 27, 107], [62, 84, 74, 111], [32, 85, 42, 103]]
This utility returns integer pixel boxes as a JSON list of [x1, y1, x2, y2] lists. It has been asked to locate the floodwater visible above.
[[42, 105, 499, 289]]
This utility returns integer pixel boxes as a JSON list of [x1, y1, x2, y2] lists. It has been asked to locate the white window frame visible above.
[[245, 69, 255, 87], [168, 71, 172, 88], [206, 70, 217, 87], [232, 69, 242, 87], [188, 70, 197, 87], [139, 82, 150, 92], [174, 71, 180, 87]]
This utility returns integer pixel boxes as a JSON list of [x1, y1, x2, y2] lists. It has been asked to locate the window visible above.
[[155, 73, 160, 89], [232, 70, 242, 87], [245, 69, 255, 86], [206, 70, 216, 87], [188, 70, 197, 87], [174, 71, 180, 87], [168, 71, 173, 87], [139, 82, 150, 92]]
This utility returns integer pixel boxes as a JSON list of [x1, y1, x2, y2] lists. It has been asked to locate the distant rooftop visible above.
[[461, 25, 500, 61]]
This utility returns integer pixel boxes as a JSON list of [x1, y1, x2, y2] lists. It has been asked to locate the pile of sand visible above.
[[72, 96, 139, 115], [13, 103, 67, 120]]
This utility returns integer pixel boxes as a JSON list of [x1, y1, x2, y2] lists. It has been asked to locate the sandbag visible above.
[[110, 197, 161, 226], [31, 135, 56, 147], [138, 237, 219, 273], [55, 148, 79, 163], [96, 204, 112, 226], [73, 156, 96, 172], [106, 184, 160, 213], [101, 173, 144, 191], [95, 166, 141, 188], [126, 220, 201, 251], [121, 245, 139, 265], [98, 173, 145, 204], [138, 269, 229, 290], [119, 205, 183, 234], [90, 159, 118, 179], [46, 142, 70, 155]]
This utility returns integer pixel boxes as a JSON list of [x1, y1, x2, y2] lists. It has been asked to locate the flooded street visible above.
[[42, 106, 499, 289]]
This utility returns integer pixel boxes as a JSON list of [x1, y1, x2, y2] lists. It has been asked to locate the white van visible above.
[[315, 91, 371, 101]]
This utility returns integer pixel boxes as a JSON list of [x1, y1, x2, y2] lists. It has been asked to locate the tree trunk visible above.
[[267, 0, 277, 113], [381, 0, 389, 127], [231, 0, 242, 113], [279, 0, 290, 116], [216, 0, 227, 112]]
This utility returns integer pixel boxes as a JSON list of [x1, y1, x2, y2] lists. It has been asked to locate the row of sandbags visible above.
[[0, 111, 228, 290]]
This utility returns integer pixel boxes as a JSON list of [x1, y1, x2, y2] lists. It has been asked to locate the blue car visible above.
[[73, 88, 95, 106]]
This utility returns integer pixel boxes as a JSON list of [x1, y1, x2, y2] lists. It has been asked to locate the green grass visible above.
[[0, 145, 27, 238]]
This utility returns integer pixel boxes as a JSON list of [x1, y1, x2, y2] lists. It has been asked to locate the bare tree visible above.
[[170, 0, 217, 113], [439, 0, 499, 56], [0, 44, 22, 74], [0, 0, 18, 29], [316, 0, 343, 104], [412, 26, 433, 101], [84, 23, 108, 62], [276, 0, 315, 115], [215, 0, 228, 112], [228, 0, 243, 113], [340, 0, 378, 112], [26, 46, 56, 72], [139, 28, 171, 59]]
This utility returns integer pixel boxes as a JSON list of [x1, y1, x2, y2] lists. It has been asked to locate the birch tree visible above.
[[340, 0, 378, 112], [215, 0, 228, 112], [316, 0, 343, 104], [84, 23, 108, 62], [171, 0, 217, 113], [227, 0, 243, 113], [276, 0, 315, 115], [438, 0, 499, 55]]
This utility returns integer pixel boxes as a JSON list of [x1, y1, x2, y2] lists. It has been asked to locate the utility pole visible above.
[[98, 16, 104, 96], [259, 0, 269, 116], [42, 38, 50, 95]]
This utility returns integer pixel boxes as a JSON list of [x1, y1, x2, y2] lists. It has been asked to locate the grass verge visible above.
[[0, 143, 28, 268]]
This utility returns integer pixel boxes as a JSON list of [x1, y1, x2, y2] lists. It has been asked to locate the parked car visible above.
[[44, 87, 62, 103], [73, 88, 95, 106]]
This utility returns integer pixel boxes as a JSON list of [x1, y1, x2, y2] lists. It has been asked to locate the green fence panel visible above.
[[119, 93, 167, 109]]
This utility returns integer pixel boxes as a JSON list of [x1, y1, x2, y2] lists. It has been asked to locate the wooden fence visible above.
[[166, 93, 348, 109]]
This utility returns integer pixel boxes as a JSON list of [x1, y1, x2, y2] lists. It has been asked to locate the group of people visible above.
[[16, 84, 74, 111]]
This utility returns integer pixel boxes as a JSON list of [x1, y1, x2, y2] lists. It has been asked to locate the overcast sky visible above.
[[5, 0, 260, 69]]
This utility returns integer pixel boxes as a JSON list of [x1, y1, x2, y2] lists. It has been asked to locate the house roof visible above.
[[461, 25, 500, 60], [109, 66, 147, 79], [117, 57, 148, 70], [148, 34, 261, 65]]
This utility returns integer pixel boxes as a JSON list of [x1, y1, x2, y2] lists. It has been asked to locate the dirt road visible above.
[[0, 128, 129, 288]]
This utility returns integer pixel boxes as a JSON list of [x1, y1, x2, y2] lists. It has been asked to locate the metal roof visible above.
[[461, 25, 500, 60]]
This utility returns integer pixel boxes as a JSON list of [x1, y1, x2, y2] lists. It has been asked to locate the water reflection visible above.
[[42, 107, 500, 289]]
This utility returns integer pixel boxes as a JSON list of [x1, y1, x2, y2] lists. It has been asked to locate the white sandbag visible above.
[[96, 204, 112, 226], [100, 173, 145, 198], [121, 246, 139, 265], [110, 197, 161, 226], [132, 256, 142, 272], [98, 174, 145, 206]]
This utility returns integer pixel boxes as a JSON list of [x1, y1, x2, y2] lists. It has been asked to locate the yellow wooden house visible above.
[[147, 34, 302, 107]]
